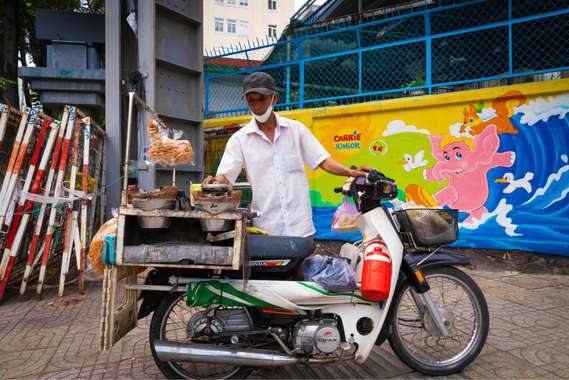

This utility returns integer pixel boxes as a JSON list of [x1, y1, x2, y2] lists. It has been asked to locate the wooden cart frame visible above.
[[100, 92, 246, 350]]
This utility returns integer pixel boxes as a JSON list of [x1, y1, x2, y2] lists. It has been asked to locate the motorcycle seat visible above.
[[247, 234, 315, 260]]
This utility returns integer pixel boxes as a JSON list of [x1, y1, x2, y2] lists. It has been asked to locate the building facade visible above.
[[203, 0, 295, 56]]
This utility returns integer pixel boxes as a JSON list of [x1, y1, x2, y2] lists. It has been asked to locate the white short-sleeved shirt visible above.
[[216, 115, 330, 237]]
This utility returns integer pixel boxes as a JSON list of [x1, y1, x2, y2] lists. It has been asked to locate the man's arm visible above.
[[319, 157, 370, 177]]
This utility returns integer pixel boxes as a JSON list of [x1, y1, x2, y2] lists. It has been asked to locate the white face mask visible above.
[[251, 96, 274, 124]]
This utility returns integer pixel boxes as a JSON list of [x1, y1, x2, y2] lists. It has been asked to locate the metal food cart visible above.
[[99, 92, 248, 350]]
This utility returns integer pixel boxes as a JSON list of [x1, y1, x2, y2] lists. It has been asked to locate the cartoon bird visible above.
[[400, 150, 428, 172], [495, 172, 534, 194]]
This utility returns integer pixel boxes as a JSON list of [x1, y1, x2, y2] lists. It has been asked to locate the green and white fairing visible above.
[[187, 280, 374, 311]]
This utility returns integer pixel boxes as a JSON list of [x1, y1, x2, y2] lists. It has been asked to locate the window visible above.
[[214, 17, 224, 32], [268, 0, 276, 10], [239, 21, 249, 36], [227, 0, 236, 4], [240, 0, 248, 6], [268, 24, 277, 38], [227, 19, 237, 34], [214, 0, 223, 4]]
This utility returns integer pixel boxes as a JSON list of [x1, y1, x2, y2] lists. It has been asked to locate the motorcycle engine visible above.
[[188, 308, 252, 338], [292, 319, 342, 357]]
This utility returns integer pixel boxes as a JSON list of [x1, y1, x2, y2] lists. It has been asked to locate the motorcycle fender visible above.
[[407, 250, 470, 270]]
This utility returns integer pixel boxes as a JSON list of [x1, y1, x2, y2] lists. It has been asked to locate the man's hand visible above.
[[202, 176, 215, 185], [349, 165, 372, 178], [320, 158, 374, 178], [202, 174, 230, 185]]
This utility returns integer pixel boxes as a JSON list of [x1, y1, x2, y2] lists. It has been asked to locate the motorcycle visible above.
[[138, 170, 489, 379]]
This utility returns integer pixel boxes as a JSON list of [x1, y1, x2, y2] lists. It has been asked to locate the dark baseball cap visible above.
[[242, 72, 277, 98]]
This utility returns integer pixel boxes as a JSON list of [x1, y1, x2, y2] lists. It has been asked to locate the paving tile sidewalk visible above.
[[0, 268, 568, 379]]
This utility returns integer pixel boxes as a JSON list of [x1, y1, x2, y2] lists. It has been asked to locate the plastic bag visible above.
[[146, 119, 195, 167], [88, 217, 118, 275], [303, 254, 356, 292], [331, 195, 359, 232]]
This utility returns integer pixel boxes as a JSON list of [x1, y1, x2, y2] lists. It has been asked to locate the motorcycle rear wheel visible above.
[[389, 266, 489, 376], [149, 292, 254, 380]]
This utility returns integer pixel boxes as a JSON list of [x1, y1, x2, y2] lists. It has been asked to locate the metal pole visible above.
[[299, 62, 304, 109], [286, 35, 291, 107], [205, 78, 210, 119], [508, 0, 513, 75], [425, 13, 432, 94], [122, 92, 135, 205], [136, 0, 157, 192], [105, 0, 122, 215], [296, 41, 304, 109], [357, 29, 362, 95]]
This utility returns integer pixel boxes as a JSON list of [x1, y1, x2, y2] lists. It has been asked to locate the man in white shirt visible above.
[[204, 72, 368, 237]]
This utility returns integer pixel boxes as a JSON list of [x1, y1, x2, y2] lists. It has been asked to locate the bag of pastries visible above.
[[146, 119, 195, 166]]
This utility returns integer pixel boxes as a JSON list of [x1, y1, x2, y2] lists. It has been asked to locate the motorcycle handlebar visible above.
[[336, 167, 393, 194]]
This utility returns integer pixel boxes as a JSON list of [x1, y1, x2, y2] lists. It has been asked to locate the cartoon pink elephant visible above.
[[424, 124, 515, 223]]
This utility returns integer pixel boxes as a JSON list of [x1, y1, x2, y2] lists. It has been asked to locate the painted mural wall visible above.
[[205, 79, 569, 256]]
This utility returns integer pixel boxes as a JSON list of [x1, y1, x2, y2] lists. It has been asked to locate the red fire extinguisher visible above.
[[361, 239, 392, 301]]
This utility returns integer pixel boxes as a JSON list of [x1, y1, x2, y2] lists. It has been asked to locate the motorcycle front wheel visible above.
[[149, 292, 254, 380], [389, 266, 489, 376]]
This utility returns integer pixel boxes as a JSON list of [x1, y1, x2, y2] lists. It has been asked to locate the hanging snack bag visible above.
[[146, 119, 195, 167], [331, 194, 360, 232]]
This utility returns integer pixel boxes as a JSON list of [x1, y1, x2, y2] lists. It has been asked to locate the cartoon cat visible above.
[[461, 90, 526, 136]]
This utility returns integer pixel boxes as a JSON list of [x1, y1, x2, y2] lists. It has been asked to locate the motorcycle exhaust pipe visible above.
[[154, 340, 299, 366]]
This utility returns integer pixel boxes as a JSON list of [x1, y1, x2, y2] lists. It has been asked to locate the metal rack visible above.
[[100, 91, 246, 350]]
